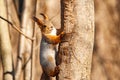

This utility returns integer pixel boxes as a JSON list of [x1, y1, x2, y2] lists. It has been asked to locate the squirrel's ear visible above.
[[32, 16, 44, 27], [40, 13, 49, 20]]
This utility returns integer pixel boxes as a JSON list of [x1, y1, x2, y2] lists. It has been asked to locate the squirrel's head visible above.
[[32, 13, 57, 35]]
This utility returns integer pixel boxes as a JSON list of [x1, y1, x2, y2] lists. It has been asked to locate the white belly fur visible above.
[[40, 27, 57, 74], [40, 40, 56, 68]]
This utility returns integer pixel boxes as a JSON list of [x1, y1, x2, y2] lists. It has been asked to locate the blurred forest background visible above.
[[0, 0, 120, 80]]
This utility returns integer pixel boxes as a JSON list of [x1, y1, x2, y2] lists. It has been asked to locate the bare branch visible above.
[[0, 16, 35, 41]]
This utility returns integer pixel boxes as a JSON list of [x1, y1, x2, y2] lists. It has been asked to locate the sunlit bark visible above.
[[58, 0, 94, 80]]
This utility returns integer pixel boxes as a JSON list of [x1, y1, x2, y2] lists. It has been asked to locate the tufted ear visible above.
[[40, 13, 49, 20], [32, 16, 44, 27]]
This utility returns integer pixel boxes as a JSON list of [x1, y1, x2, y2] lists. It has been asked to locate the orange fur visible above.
[[42, 31, 64, 44]]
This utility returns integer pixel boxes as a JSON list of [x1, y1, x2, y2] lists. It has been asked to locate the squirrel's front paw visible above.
[[60, 31, 65, 38], [55, 66, 60, 74], [49, 66, 60, 77]]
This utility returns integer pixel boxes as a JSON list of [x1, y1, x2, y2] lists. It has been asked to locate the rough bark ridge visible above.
[[58, 0, 94, 80]]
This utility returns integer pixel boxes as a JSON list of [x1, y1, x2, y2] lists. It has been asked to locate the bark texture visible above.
[[58, 0, 94, 80]]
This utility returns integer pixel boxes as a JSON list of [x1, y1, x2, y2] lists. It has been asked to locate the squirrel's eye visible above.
[[43, 25, 46, 28]]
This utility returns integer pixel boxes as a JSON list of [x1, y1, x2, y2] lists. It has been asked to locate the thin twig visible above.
[[0, 16, 35, 41]]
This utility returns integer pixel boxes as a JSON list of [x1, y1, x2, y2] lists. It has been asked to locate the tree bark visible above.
[[57, 0, 94, 80], [0, 0, 14, 80]]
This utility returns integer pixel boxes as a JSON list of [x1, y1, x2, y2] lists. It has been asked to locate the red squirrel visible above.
[[33, 13, 64, 77]]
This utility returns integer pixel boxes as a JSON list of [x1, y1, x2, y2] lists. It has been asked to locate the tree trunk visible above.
[[21, 0, 36, 80], [92, 0, 120, 80], [57, 0, 94, 80], [0, 0, 14, 80], [6, 0, 20, 69], [15, 0, 36, 80]]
